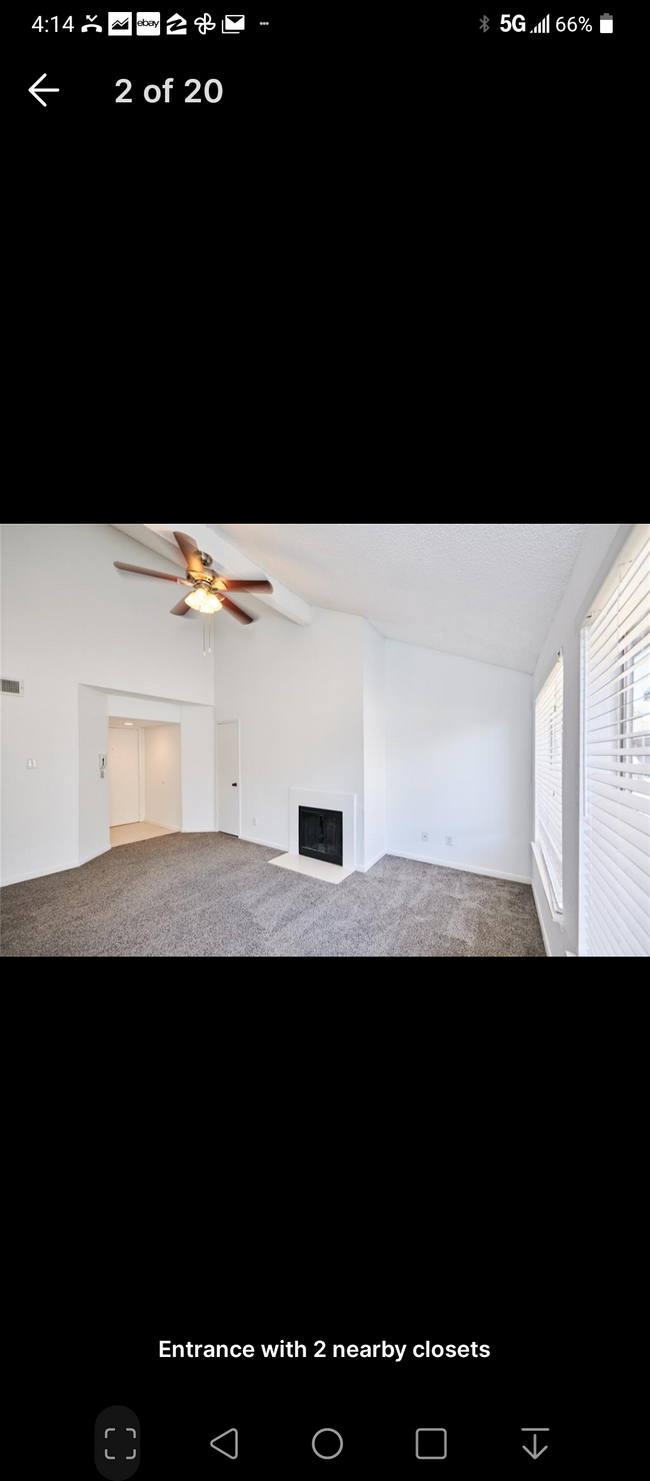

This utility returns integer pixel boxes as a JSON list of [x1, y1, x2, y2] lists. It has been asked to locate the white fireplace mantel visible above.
[[289, 790, 357, 871]]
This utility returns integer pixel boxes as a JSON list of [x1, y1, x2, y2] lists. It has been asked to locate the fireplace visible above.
[[299, 806, 343, 869], [290, 790, 356, 871]]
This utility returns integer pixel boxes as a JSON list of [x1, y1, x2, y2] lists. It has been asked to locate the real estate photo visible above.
[[1, 522, 647, 958]]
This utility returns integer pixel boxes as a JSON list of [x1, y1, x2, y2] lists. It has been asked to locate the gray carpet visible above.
[[0, 834, 545, 958]]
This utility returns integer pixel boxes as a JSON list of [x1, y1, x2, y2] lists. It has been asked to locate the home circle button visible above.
[[312, 1429, 343, 1459]]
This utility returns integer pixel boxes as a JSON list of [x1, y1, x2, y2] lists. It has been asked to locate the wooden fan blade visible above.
[[170, 598, 193, 617], [114, 562, 183, 584], [221, 597, 254, 626], [220, 580, 274, 594], [173, 531, 206, 576]]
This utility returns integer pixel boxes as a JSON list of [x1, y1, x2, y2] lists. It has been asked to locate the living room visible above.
[[1, 521, 647, 958]]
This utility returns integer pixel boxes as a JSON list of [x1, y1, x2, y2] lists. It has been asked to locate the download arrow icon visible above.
[[522, 1430, 549, 1459], [29, 73, 59, 108]]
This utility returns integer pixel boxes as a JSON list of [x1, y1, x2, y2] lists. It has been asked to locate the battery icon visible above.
[[600, 13, 613, 31]]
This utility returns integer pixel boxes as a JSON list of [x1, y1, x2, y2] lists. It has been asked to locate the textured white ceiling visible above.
[[210, 523, 589, 673]]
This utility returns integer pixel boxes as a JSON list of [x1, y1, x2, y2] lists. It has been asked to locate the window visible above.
[[535, 655, 564, 914], [581, 528, 650, 958]]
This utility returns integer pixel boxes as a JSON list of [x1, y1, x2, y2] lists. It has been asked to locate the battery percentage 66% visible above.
[[556, 16, 593, 29]]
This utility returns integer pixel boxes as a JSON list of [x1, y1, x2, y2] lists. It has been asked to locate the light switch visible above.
[[27, 759, 38, 769]]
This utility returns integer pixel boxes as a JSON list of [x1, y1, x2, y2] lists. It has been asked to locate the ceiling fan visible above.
[[114, 530, 273, 653]]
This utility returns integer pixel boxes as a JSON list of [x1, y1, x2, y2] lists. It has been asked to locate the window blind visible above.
[[535, 656, 564, 912], [582, 531, 650, 958]]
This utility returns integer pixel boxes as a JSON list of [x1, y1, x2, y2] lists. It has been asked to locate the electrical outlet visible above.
[[446, 836, 453, 847], [27, 758, 37, 769], [421, 832, 428, 843]]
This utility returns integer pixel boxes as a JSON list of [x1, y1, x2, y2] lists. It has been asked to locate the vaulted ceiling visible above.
[[209, 523, 589, 673]]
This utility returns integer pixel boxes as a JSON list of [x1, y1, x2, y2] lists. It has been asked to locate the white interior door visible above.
[[218, 722, 240, 835], [109, 729, 140, 827]]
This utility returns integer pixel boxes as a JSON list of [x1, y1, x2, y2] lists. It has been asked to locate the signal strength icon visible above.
[[531, 13, 551, 30]]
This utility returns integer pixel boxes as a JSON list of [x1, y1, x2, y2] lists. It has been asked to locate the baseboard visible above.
[[387, 851, 532, 886], [79, 844, 111, 867], [238, 834, 287, 851], [357, 851, 386, 874], [2, 859, 76, 888], [2, 842, 110, 888], [531, 878, 551, 957]]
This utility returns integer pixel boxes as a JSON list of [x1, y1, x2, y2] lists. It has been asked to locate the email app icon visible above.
[[222, 14, 245, 32]]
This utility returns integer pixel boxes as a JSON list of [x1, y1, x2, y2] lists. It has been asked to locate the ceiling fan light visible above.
[[184, 589, 206, 610], [201, 592, 222, 613]]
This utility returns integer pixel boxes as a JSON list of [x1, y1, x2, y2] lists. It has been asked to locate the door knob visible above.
[[232, 783, 238, 787]]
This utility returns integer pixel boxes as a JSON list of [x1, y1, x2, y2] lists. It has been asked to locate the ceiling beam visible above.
[[111, 524, 187, 568], [130, 523, 312, 627]]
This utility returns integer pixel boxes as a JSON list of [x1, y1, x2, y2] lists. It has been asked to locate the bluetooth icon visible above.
[[479, 14, 490, 30]]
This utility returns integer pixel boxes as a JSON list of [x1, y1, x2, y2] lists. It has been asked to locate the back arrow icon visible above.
[[29, 73, 59, 107], [210, 1428, 238, 1459], [523, 1434, 548, 1459]]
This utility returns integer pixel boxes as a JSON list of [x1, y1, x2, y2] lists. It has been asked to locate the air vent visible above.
[[1, 678, 23, 696]]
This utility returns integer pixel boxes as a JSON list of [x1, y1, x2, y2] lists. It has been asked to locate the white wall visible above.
[[1, 523, 215, 884], [145, 725, 182, 830], [180, 706, 216, 833], [531, 522, 629, 957], [386, 642, 533, 882], [362, 622, 386, 868], [78, 685, 110, 864], [215, 605, 366, 865], [215, 605, 531, 879], [108, 696, 181, 725]]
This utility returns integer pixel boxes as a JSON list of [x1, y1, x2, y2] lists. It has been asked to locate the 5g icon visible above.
[[500, 13, 527, 29]]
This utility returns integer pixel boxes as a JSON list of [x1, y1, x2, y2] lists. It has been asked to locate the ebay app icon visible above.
[[136, 11, 161, 32]]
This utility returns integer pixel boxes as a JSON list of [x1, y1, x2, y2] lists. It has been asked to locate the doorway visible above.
[[218, 721, 240, 836], [109, 727, 140, 827], [109, 718, 182, 848]]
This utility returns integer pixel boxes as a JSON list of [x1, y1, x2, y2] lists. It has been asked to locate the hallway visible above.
[[110, 822, 178, 848]]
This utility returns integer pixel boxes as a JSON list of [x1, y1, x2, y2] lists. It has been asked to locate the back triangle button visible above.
[[210, 1428, 238, 1459]]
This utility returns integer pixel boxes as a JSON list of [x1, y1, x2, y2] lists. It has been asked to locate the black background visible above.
[[20, 6, 626, 475], [89, 1323, 555, 1473], [468, 7, 623, 178], [455, 5, 625, 459], [23, 8, 295, 262], [81, 1034, 565, 1477], [23, 7, 624, 235], [48, 1006, 597, 1476], [21, 7, 308, 435]]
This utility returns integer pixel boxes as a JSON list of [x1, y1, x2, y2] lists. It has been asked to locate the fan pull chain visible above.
[[203, 613, 206, 658]]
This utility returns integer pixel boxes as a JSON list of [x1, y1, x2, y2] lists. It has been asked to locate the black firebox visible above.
[[298, 807, 343, 868]]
